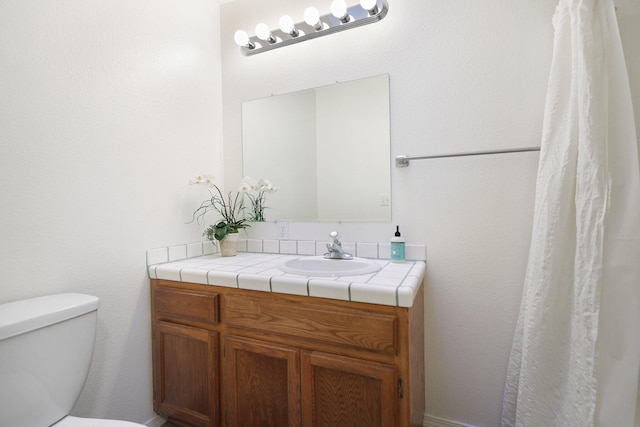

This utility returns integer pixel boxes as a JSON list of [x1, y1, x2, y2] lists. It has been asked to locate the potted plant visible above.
[[189, 175, 249, 256]]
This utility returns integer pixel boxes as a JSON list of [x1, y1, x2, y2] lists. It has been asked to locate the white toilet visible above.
[[0, 293, 147, 427]]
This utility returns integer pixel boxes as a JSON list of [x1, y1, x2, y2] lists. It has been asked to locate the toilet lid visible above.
[[52, 415, 146, 427]]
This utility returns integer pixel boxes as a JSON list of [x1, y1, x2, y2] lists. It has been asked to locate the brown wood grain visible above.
[[153, 321, 219, 427], [151, 279, 425, 427], [224, 336, 301, 427], [301, 351, 397, 427], [225, 294, 398, 355]]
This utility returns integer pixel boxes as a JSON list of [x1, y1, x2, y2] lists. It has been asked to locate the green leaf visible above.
[[213, 221, 228, 241]]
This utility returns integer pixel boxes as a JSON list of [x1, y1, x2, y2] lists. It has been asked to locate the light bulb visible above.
[[360, 0, 378, 14], [255, 23, 274, 42], [279, 15, 294, 33], [304, 7, 322, 30], [331, 0, 349, 21], [234, 29, 254, 48], [279, 15, 299, 36]]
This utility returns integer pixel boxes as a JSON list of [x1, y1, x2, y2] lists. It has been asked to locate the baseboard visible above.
[[423, 414, 477, 427], [148, 412, 473, 427], [147, 413, 472, 427], [144, 414, 166, 427]]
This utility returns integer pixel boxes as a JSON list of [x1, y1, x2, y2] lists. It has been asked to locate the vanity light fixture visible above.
[[234, 0, 389, 56]]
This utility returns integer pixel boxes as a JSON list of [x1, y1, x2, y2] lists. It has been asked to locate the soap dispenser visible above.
[[390, 225, 405, 262]]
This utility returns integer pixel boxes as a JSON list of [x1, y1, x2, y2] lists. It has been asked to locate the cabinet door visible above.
[[153, 321, 220, 427], [224, 336, 301, 427], [301, 351, 397, 427]]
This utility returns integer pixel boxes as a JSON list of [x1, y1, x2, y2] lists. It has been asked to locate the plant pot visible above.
[[220, 232, 240, 257]]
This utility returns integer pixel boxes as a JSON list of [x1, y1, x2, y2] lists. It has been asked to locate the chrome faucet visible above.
[[324, 231, 353, 260]]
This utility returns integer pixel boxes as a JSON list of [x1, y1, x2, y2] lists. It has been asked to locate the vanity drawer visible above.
[[153, 286, 219, 325], [225, 294, 398, 355]]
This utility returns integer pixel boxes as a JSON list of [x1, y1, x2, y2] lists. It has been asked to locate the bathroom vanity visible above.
[[148, 243, 425, 427]]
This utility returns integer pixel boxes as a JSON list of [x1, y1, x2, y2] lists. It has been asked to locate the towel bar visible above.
[[395, 146, 541, 167]]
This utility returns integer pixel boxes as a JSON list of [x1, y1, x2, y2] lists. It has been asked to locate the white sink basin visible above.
[[278, 256, 381, 277]]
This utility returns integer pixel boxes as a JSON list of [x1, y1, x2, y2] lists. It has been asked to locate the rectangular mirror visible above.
[[242, 74, 391, 222]]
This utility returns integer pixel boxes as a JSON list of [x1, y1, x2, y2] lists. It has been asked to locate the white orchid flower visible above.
[[238, 181, 252, 192], [189, 174, 216, 186]]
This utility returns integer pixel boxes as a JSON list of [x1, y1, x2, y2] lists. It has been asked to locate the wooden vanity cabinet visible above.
[[151, 279, 425, 427], [152, 285, 221, 427]]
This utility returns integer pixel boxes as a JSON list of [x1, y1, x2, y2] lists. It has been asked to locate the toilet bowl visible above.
[[0, 293, 146, 427]]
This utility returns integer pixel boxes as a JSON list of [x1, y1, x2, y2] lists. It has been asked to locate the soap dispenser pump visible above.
[[390, 225, 405, 262]]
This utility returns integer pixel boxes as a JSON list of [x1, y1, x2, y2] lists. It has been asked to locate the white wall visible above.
[[219, 3, 640, 426], [618, 4, 640, 161], [0, 0, 223, 424], [219, 1, 553, 426], [617, 6, 640, 426], [1, 0, 636, 426]]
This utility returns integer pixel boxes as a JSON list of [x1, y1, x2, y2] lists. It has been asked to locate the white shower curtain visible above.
[[502, 0, 640, 426]]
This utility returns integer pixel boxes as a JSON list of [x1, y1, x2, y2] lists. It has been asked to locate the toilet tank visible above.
[[0, 293, 100, 427]]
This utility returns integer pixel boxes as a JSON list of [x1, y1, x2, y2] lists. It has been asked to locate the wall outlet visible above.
[[379, 194, 390, 206], [277, 221, 289, 240]]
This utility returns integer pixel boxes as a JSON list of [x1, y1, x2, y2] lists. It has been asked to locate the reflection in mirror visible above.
[[242, 74, 391, 222]]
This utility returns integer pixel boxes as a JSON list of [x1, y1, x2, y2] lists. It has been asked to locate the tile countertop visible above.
[[147, 239, 426, 308]]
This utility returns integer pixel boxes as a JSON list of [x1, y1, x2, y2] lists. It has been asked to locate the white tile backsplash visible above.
[[203, 241, 217, 255], [406, 244, 427, 262], [378, 243, 391, 260], [146, 247, 168, 266], [238, 239, 425, 261], [356, 242, 379, 258], [279, 240, 297, 254], [263, 239, 280, 253], [246, 239, 263, 253], [341, 242, 356, 256], [315, 241, 327, 256], [168, 244, 187, 261], [186, 242, 203, 258], [297, 240, 316, 255]]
